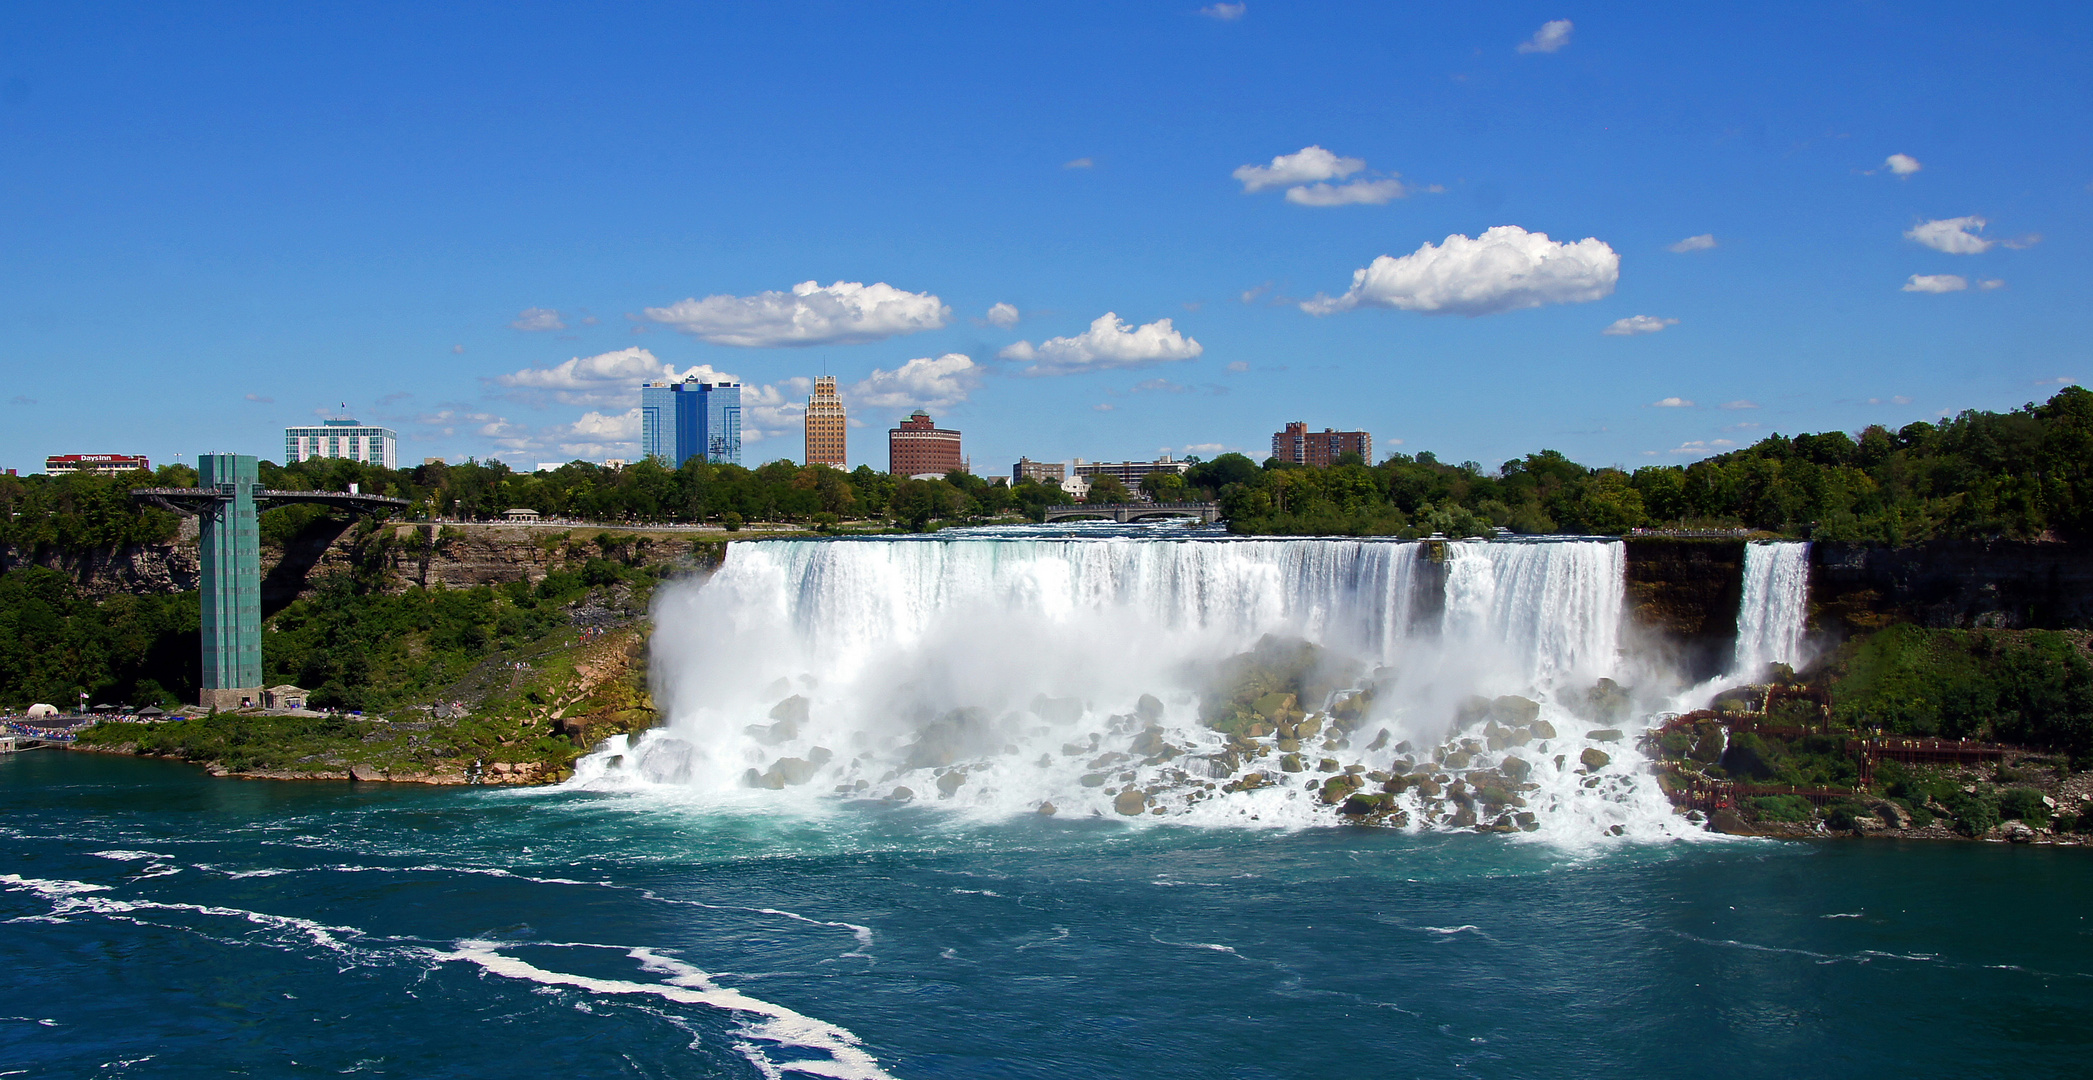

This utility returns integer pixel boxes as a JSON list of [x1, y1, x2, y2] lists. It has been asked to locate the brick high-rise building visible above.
[[1271, 422, 1372, 467], [888, 410, 964, 477], [804, 375, 847, 467]]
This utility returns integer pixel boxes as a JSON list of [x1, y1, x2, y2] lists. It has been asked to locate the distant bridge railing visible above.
[[1041, 502, 1219, 524]]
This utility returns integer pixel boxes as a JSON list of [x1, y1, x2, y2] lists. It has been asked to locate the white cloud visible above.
[[1199, 3, 1246, 20], [1225, 361, 1250, 373], [985, 302, 1020, 328], [1064, 157, 1094, 169], [1662, 439, 1738, 455], [1902, 274, 1967, 293], [1093, 403, 1115, 412], [1235, 146, 1411, 207], [1000, 313, 1204, 375], [1978, 278, 2006, 290], [493, 347, 705, 407], [1669, 234, 1717, 253], [1181, 443, 1229, 454], [1239, 283, 1271, 304], [1302, 226, 1619, 317], [1649, 397, 1695, 408], [850, 353, 980, 413], [1719, 400, 1759, 410], [1906, 216, 1994, 254], [2037, 376, 2079, 386], [244, 393, 273, 403], [1233, 146, 1363, 193], [1886, 153, 1922, 176], [643, 280, 950, 347], [511, 307, 566, 332], [1285, 178, 1410, 205], [1604, 315, 1678, 336], [1517, 19, 1573, 54], [1863, 396, 1914, 406]]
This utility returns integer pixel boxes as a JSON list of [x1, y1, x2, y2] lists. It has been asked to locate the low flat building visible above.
[[1013, 457, 1065, 484], [1071, 455, 1190, 487], [46, 453, 150, 475], [1271, 422, 1371, 466]]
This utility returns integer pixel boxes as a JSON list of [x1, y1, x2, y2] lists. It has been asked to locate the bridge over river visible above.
[[1040, 502, 1219, 524]]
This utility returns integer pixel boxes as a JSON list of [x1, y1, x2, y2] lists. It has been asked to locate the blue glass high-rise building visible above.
[[640, 378, 742, 466]]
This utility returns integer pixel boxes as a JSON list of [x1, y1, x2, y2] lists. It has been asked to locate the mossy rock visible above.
[[1339, 791, 1393, 816], [1580, 747, 1612, 771], [1280, 753, 1304, 773], [1114, 788, 1150, 815], [1490, 696, 1541, 725], [1320, 773, 1365, 805]]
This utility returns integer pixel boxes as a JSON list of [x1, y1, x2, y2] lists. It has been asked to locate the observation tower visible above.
[[132, 453, 409, 710]]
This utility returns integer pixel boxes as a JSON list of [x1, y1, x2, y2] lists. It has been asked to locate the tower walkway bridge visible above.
[[132, 487, 411, 516], [1041, 502, 1219, 524]]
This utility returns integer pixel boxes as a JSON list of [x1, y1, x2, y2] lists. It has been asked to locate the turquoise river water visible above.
[[4, 749, 2090, 1079]]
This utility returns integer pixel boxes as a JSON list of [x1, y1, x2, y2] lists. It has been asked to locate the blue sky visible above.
[[2, 2, 2086, 476]]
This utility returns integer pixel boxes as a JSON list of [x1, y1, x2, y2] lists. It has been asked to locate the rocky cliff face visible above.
[[4, 520, 711, 603], [1622, 539, 1745, 682], [0, 516, 203, 597], [1811, 540, 2093, 634]]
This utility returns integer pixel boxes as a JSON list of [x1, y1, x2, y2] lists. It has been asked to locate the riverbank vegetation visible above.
[[1650, 626, 2093, 838]]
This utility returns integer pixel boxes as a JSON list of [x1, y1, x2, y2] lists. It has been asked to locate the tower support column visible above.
[[197, 453, 263, 710]]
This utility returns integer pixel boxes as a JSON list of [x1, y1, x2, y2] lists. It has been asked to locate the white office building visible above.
[[285, 418, 398, 469]]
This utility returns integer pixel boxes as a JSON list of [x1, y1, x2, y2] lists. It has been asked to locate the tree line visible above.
[[1, 385, 2085, 543]]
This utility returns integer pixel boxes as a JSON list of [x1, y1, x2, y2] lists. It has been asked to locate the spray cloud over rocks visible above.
[[575, 534, 1812, 842]]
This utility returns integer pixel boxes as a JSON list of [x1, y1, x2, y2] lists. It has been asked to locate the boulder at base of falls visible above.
[[1080, 772, 1108, 787], [1588, 729, 1624, 743], [937, 770, 968, 796], [1130, 726, 1175, 757], [1339, 791, 1392, 817], [889, 786, 914, 802], [1366, 729, 1390, 751], [1222, 772, 1270, 793], [1579, 748, 1611, 771], [1490, 696, 1541, 726], [742, 767, 784, 790], [769, 695, 811, 723], [1136, 694, 1164, 723], [1320, 773, 1364, 805], [769, 758, 819, 786], [1501, 756, 1533, 782], [1280, 753, 1305, 773], [1114, 789, 1150, 815], [1530, 720, 1558, 739], [1513, 812, 1539, 832], [1580, 678, 1632, 724], [1037, 802, 1057, 816]]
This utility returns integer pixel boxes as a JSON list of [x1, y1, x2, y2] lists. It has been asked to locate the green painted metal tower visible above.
[[134, 462, 409, 711], [197, 454, 264, 707]]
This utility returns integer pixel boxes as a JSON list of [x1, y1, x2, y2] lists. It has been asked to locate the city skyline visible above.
[[2, 4, 2087, 477]]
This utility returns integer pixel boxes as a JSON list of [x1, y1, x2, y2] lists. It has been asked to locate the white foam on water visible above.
[[575, 535, 1706, 843], [440, 941, 896, 1080], [5, 868, 893, 1078]]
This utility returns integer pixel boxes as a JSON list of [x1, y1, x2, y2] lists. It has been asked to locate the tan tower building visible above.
[[805, 375, 847, 467]]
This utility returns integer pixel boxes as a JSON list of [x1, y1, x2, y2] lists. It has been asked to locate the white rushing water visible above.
[[573, 536, 1694, 842], [1731, 541, 1812, 678]]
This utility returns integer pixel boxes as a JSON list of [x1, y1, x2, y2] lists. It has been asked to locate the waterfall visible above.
[[573, 535, 1693, 842], [1731, 541, 1811, 678]]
